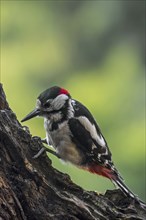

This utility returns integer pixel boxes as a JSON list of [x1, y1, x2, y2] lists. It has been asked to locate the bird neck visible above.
[[45, 99, 74, 131]]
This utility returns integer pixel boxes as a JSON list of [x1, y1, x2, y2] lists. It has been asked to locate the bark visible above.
[[0, 83, 145, 220]]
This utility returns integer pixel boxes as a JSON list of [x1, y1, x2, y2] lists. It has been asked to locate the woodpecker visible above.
[[21, 86, 141, 202]]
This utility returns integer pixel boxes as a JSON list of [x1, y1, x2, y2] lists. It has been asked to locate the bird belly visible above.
[[46, 121, 83, 165], [57, 142, 83, 165]]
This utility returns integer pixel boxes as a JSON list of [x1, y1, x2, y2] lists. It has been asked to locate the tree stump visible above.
[[0, 83, 145, 220]]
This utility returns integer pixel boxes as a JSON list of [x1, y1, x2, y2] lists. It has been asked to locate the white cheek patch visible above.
[[36, 99, 41, 108], [52, 94, 68, 110], [78, 116, 105, 147]]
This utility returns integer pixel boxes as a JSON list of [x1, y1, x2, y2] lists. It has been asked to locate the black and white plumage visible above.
[[21, 86, 143, 204]]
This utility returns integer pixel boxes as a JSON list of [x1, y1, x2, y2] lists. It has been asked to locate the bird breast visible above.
[[44, 119, 83, 165]]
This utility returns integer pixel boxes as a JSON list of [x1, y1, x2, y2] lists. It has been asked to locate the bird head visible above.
[[21, 86, 71, 122]]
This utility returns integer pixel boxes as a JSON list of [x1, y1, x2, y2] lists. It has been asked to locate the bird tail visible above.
[[84, 163, 146, 206], [102, 164, 137, 199], [87, 164, 145, 203], [112, 175, 136, 199], [112, 174, 146, 207]]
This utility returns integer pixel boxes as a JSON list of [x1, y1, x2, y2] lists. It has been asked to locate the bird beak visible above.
[[21, 108, 40, 122]]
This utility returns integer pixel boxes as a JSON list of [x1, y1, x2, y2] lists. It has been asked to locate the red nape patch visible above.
[[59, 88, 69, 95]]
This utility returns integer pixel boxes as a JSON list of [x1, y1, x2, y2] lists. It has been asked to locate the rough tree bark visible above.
[[0, 83, 145, 220]]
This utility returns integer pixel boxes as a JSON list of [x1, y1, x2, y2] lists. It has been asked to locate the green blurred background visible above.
[[1, 1, 145, 201]]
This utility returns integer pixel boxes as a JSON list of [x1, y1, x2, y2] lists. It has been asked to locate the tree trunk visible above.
[[0, 83, 145, 220]]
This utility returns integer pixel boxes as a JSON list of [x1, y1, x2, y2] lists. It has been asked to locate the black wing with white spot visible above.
[[69, 100, 112, 166]]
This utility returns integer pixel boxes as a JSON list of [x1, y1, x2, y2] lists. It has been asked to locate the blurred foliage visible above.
[[1, 1, 145, 201]]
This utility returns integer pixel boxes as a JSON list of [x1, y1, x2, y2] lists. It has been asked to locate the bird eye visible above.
[[43, 102, 50, 108]]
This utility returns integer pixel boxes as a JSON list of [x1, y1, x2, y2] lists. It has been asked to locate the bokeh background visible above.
[[1, 1, 145, 201]]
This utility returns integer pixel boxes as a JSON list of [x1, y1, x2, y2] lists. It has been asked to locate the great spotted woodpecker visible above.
[[21, 86, 143, 203]]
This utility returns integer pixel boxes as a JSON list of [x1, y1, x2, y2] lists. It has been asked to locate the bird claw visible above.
[[33, 147, 46, 159], [32, 146, 61, 159], [41, 138, 48, 144]]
